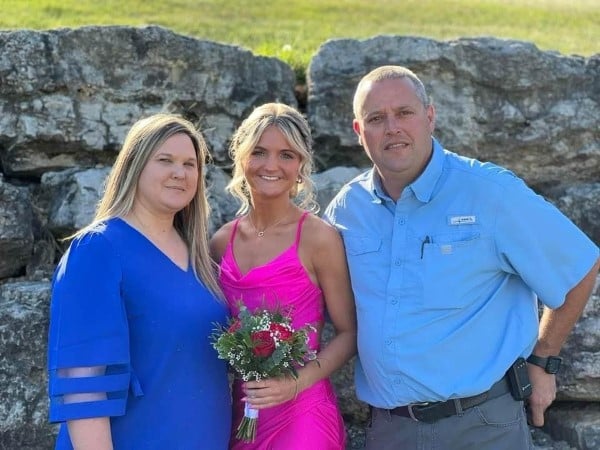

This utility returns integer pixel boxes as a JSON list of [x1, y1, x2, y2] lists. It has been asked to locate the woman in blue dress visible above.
[[47, 114, 231, 449]]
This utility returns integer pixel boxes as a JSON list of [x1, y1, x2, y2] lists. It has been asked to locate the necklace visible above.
[[247, 209, 291, 237]]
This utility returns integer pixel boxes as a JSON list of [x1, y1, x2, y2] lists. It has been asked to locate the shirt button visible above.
[[398, 218, 406, 225], [395, 259, 401, 266], [385, 339, 392, 346], [391, 298, 398, 305]]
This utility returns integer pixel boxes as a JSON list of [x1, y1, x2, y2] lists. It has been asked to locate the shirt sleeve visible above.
[[494, 175, 599, 308], [47, 229, 135, 422]]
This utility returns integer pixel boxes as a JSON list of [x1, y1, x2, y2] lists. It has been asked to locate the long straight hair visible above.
[[74, 113, 222, 298]]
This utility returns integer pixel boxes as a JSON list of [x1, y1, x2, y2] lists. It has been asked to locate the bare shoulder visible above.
[[209, 220, 236, 262], [301, 213, 343, 249]]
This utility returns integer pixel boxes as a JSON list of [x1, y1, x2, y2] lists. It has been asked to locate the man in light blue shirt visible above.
[[324, 65, 599, 450]]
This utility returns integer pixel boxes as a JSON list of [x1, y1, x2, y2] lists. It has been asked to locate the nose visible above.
[[264, 154, 278, 170], [385, 115, 401, 135], [172, 163, 185, 179]]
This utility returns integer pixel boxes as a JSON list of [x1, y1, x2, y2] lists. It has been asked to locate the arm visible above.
[[48, 231, 129, 445], [209, 222, 233, 263], [60, 366, 114, 450], [67, 418, 113, 450], [245, 220, 357, 408], [527, 257, 600, 426], [296, 221, 357, 391]]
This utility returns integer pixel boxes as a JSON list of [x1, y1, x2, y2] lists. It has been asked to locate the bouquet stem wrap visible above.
[[237, 402, 260, 443]]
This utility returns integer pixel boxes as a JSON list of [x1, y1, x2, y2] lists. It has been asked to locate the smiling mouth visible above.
[[385, 142, 409, 150], [260, 175, 280, 181]]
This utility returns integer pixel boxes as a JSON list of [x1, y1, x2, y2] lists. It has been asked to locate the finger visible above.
[[529, 403, 545, 427]]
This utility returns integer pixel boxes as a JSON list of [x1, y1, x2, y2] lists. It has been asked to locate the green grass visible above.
[[1, 0, 598, 82]]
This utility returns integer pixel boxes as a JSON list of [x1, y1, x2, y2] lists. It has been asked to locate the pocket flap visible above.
[[344, 236, 382, 255]]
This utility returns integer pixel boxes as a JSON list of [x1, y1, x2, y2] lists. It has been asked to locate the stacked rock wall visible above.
[[0, 26, 598, 449]]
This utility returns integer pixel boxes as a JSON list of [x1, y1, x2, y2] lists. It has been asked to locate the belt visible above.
[[376, 375, 511, 424]]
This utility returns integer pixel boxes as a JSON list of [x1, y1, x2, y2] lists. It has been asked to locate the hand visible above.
[[526, 364, 557, 427], [242, 375, 299, 410]]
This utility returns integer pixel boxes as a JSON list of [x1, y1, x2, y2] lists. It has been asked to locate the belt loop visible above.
[[383, 408, 392, 422], [453, 399, 464, 416]]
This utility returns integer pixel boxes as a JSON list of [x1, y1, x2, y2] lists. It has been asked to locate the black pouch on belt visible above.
[[507, 357, 532, 401]]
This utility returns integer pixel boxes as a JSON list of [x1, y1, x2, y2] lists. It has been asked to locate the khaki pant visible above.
[[366, 392, 533, 450]]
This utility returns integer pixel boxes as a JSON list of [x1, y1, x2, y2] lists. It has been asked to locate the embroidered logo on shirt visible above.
[[449, 215, 476, 225], [440, 245, 453, 254]]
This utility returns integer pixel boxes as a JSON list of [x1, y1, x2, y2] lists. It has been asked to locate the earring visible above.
[[297, 176, 303, 184]]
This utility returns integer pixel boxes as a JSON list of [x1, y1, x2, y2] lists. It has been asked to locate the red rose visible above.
[[269, 323, 292, 341], [228, 320, 241, 333], [251, 330, 276, 357]]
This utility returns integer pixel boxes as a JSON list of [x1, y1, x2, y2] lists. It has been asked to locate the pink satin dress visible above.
[[219, 212, 346, 450]]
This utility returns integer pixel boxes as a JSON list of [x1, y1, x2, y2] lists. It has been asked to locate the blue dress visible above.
[[48, 217, 231, 449]]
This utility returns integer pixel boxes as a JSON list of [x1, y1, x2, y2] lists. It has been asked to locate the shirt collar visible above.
[[365, 137, 446, 204], [365, 169, 385, 204], [410, 137, 445, 203]]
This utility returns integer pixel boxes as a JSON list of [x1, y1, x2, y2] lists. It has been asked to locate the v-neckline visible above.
[[230, 242, 295, 278], [117, 217, 190, 273]]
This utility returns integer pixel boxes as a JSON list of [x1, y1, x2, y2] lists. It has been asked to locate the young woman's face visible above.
[[244, 125, 301, 201]]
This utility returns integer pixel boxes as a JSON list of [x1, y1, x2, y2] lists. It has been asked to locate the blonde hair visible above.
[[74, 113, 221, 297], [353, 65, 431, 119], [227, 103, 318, 215]]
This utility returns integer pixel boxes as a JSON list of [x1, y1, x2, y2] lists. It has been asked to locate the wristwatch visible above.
[[527, 354, 562, 374]]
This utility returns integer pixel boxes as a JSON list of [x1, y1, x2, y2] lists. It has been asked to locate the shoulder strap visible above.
[[294, 211, 310, 246], [229, 217, 242, 246]]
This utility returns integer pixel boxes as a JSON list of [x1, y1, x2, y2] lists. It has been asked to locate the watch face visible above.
[[546, 357, 562, 374]]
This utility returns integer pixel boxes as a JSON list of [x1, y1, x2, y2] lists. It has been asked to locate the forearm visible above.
[[534, 257, 599, 355], [296, 329, 357, 392], [67, 417, 113, 450]]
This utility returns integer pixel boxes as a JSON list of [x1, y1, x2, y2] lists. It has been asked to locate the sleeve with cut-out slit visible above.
[[48, 229, 139, 422]]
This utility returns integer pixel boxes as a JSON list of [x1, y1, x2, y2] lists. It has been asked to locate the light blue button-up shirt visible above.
[[324, 138, 599, 408]]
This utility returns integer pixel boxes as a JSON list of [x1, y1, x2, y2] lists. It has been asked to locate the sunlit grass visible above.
[[1, 0, 598, 82]]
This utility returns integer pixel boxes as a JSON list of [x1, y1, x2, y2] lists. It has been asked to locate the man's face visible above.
[[353, 77, 435, 186]]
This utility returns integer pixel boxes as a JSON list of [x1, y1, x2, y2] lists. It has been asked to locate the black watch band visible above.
[[527, 354, 562, 374]]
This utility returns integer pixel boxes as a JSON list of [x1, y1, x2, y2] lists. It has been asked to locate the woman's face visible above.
[[135, 133, 199, 216], [244, 125, 302, 201]]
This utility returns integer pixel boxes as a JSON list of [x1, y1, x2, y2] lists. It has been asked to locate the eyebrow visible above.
[[253, 145, 295, 153], [364, 105, 415, 117], [154, 151, 197, 161]]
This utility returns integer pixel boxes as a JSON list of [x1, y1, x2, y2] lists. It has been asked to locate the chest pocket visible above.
[[345, 236, 382, 256], [422, 231, 496, 309], [343, 235, 384, 307]]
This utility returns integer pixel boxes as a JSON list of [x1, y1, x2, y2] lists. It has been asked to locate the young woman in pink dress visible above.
[[210, 103, 357, 450]]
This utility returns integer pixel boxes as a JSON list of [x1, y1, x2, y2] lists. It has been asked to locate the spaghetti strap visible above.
[[294, 211, 310, 246], [229, 217, 242, 246]]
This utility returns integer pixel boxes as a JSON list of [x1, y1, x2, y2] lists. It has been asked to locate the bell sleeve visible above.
[[47, 229, 136, 422]]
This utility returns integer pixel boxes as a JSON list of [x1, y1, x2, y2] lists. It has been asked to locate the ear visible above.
[[426, 104, 436, 133], [352, 119, 361, 135]]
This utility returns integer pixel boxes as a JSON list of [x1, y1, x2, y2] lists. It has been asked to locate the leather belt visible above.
[[376, 375, 511, 424]]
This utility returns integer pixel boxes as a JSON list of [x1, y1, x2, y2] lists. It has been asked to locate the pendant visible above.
[[257, 231, 265, 237]]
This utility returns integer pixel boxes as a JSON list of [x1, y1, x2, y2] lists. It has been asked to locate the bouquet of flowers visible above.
[[211, 305, 316, 443]]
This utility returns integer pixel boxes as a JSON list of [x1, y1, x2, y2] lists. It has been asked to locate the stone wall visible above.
[[0, 26, 598, 449]]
